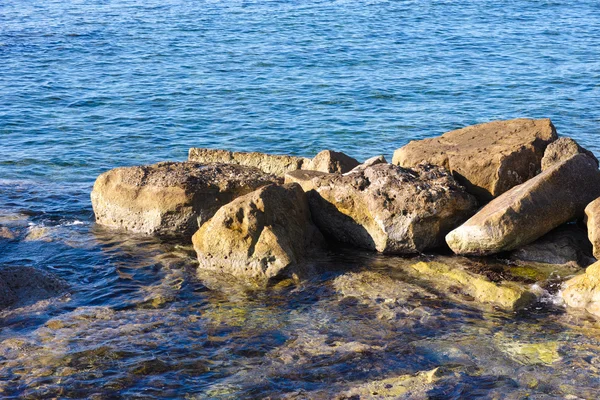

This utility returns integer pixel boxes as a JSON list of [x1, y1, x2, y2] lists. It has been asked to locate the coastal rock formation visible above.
[[585, 198, 600, 260], [541, 137, 598, 171], [392, 118, 557, 201], [561, 261, 600, 317], [446, 154, 600, 255], [286, 163, 477, 254], [307, 150, 360, 173], [192, 183, 324, 283], [91, 162, 278, 237], [345, 154, 387, 175], [0, 266, 68, 310], [188, 148, 311, 176], [510, 224, 595, 267]]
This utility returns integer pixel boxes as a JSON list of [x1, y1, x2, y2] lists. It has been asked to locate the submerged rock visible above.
[[585, 197, 600, 260], [561, 261, 600, 317], [307, 150, 360, 173], [494, 333, 561, 366], [392, 118, 557, 201], [510, 224, 595, 267], [91, 162, 278, 237], [0, 266, 68, 310], [188, 148, 311, 176], [0, 226, 15, 240], [192, 183, 324, 283], [286, 163, 477, 254], [541, 137, 598, 171], [446, 154, 600, 255]]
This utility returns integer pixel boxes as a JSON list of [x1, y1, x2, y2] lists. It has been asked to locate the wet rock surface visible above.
[[447, 154, 600, 255], [392, 118, 557, 201], [287, 163, 477, 254], [561, 261, 600, 317], [0, 266, 68, 310], [91, 162, 279, 237]]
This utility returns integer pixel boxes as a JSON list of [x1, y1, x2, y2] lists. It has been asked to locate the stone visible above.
[[405, 261, 536, 310], [446, 154, 600, 255], [91, 162, 278, 237], [188, 148, 311, 176], [0, 266, 68, 310], [585, 197, 600, 260], [0, 227, 15, 240], [307, 150, 360, 173], [192, 183, 324, 283], [510, 224, 595, 267], [344, 155, 387, 175], [561, 261, 600, 317], [287, 163, 477, 254], [541, 137, 598, 171], [392, 118, 557, 201]]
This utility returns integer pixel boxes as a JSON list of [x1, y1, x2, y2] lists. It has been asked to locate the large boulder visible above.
[[192, 183, 324, 283], [541, 137, 598, 171], [307, 150, 360, 173], [188, 148, 310, 176], [0, 267, 68, 310], [91, 162, 278, 237], [392, 118, 557, 201], [585, 198, 600, 260], [285, 163, 477, 254], [446, 154, 600, 255], [561, 261, 600, 317]]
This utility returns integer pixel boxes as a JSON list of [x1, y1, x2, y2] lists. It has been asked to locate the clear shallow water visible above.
[[2, 0, 600, 398]]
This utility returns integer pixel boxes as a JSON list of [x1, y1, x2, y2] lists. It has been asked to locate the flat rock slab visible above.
[[446, 154, 600, 255], [91, 162, 278, 237], [561, 261, 600, 317], [393, 118, 557, 201], [188, 148, 311, 176], [0, 266, 68, 310], [192, 183, 324, 283], [286, 163, 477, 254]]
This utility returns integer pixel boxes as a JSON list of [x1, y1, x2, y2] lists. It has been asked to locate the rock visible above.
[[0, 227, 15, 240], [494, 332, 561, 366], [392, 118, 557, 201], [585, 198, 600, 260], [344, 155, 387, 175], [561, 261, 600, 317], [446, 154, 600, 255], [541, 137, 598, 171], [510, 224, 595, 267], [287, 163, 477, 254], [188, 148, 311, 176], [192, 183, 324, 283], [24, 226, 52, 242], [307, 150, 360, 173], [405, 261, 536, 310], [0, 266, 68, 310], [91, 162, 278, 237]]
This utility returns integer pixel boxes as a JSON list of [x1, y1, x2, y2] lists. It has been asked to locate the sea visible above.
[[1, 0, 600, 398]]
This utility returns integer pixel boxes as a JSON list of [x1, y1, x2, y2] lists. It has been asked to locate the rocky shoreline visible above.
[[4, 117, 600, 320]]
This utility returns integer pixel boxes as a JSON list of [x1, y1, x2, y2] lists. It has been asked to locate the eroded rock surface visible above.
[[192, 183, 324, 283], [188, 148, 311, 176], [447, 154, 600, 255], [541, 137, 598, 171], [393, 118, 557, 201], [287, 163, 477, 254], [307, 150, 360, 173], [91, 162, 278, 237]]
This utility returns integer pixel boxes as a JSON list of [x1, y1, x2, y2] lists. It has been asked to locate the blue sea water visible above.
[[1, 0, 600, 398]]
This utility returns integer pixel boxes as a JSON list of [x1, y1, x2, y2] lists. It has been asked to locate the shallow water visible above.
[[2, 0, 600, 398]]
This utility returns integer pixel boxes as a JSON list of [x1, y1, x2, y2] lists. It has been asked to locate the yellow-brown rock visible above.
[[307, 150, 360, 173], [192, 183, 324, 283], [392, 118, 557, 201], [561, 261, 600, 317], [91, 162, 278, 237], [446, 154, 600, 255], [585, 197, 600, 259], [541, 137, 598, 171]]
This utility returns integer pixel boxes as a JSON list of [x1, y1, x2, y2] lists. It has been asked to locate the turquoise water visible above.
[[2, 0, 600, 398]]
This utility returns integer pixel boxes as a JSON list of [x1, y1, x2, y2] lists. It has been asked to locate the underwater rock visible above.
[[287, 163, 477, 254], [510, 224, 595, 267], [307, 150, 360, 173], [447, 154, 600, 255], [188, 148, 311, 176], [0, 266, 68, 310], [585, 197, 600, 260], [541, 137, 598, 171], [393, 118, 557, 201], [192, 183, 324, 283], [91, 162, 278, 237], [494, 332, 561, 366], [0, 226, 15, 240], [24, 226, 53, 242], [561, 261, 600, 317]]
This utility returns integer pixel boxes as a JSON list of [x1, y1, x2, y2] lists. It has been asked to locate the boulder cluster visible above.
[[89, 118, 600, 317]]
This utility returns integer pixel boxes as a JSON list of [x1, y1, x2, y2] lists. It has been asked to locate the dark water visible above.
[[2, 0, 600, 398]]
